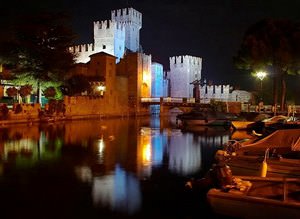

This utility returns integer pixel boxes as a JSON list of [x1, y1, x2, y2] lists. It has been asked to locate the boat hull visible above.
[[227, 155, 300, 177], [207, 176, 300, 219], [182, 119, 230, 127], [208, 188, 300, 219], [231, 121, 255, 130]]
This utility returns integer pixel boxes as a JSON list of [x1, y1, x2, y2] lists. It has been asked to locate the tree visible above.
[[6, 87, 18, 103], [19, 85, 33, 103], [234, 18, 300, 110], [62, 75, 91, 96], [0, 12, 77, 103], [43, 87, 57, 99]]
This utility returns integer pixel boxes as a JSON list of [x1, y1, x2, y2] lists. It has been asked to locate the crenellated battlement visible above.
[[93, 19, 125, 42], [169, 55, 202, 66], [199, 84, 230, 102], [111, 7, 142, 28], [69, 43, 95, 54], [93, 20, 124, 31]]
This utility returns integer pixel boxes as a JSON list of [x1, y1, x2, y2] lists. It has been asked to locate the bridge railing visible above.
[[141, 97, 160, 102], [141, 97, 197, 103]]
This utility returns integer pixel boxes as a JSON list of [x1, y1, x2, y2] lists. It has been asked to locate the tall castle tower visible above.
[[169, 55, 202, 98], [111, 8, 142, 52], [93, 20, 125, 62], [71, 7, 142, 63]]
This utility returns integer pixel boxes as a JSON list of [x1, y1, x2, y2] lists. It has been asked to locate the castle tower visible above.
[[111, 8, 142, 52], [71, 7, 142, 64], [93, 20, 126, 62], [169, 55, 202, 98], [151, 62, 164, 98]]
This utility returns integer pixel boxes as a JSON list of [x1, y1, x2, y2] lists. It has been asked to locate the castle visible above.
[[69, 7, 251, 105], [70, 8, 142, 63]]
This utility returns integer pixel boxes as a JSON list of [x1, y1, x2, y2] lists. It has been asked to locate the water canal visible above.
[[0, 115, 233, 218]]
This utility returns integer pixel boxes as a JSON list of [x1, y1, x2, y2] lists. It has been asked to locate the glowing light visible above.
[[142, 71, 150, 84], [97, 137, 105, 163], [255, 71, 267, 100], [97, 84, 106, 92], [98, 138, 105, 153], [96, 83, 106, 96], [256, 71, 267, 81], [142, 143, 151, 165]]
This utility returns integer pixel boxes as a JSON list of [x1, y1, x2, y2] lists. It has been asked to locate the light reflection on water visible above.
[[0, 116, 231, 218]]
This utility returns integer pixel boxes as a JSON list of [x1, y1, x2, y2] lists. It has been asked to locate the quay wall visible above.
[[63, 96, 131, 118], [0, 96, 150, 125]]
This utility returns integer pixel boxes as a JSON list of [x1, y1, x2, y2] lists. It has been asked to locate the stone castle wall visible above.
[[63, 95, 130, 118], [169, 55, 202, 98], [112, 8, 142, 52], [71, 7, 142, 64]]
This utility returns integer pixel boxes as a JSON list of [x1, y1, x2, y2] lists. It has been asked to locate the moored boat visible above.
[[235, 128, 300, 156], [222, 129, 300, 177], [207, 175, 300, 219], [176, 109, 236, 127]]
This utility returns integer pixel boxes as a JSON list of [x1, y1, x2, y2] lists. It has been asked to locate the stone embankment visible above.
[[0, 98, 149, 125]]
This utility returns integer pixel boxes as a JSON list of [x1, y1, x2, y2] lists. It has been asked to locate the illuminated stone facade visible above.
[[169, 55, 202, 98], [167, 55, 251, 103], [65, 51, 152, 116], [151, 62, 163, 98], [69, 8, 142, 63]]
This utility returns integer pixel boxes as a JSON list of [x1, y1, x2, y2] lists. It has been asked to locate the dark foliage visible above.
[[63, 75, 91, 96], [0, 11, 78, 102], [234, 18, 300, 108]]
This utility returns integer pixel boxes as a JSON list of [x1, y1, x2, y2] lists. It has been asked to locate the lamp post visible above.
[[256, 71, 267, 100]]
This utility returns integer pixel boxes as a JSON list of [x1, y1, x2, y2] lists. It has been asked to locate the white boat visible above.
[[207, 175, 300, 219], [223, 129, 300, 177], [236, 128, 300, 156], [226, 154, 300, 177]]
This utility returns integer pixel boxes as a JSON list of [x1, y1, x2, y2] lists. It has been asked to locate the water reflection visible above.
[[168, 134, 202, 176], [0, 117, 231, 217], [92, 164, 141, 214]]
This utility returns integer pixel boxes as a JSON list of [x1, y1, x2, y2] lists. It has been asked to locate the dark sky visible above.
[[2, 0, 300, 90]]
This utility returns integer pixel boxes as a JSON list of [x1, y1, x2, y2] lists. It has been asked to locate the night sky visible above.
[[2, 0, 300, 90]]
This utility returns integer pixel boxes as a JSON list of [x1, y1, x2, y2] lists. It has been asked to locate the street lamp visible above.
[[256, 71, 267, 90], [256, 71, 267, 100]]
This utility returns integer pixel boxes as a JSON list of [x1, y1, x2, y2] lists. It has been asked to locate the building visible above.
[[117, 52, 152, 114], [70, 8, 142, 64], [65, 51, 152, 116], [151, 62, 164, 98], [150, 62, 163, 113], [168, 55, 202, 98]]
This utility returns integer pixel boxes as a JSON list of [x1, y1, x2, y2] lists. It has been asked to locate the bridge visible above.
[[140, 97, 300, 115], [140, 97, 211, 113]]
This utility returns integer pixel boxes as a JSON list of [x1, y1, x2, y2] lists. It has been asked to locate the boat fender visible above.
[[259, 148, 269, 177]]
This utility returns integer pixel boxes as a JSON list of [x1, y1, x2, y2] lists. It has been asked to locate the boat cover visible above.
[[238, 129, 300, 154]]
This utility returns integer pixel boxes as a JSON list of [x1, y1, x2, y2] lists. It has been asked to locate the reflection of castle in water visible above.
[[92, 164, 141, 214], [138, 124, 230, 177], [0, 119, 231, 214]]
